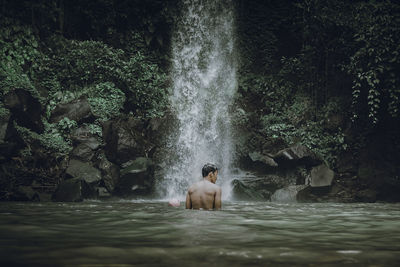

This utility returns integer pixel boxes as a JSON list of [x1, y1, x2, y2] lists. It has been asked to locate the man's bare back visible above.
[[186, 164, 221, 210]]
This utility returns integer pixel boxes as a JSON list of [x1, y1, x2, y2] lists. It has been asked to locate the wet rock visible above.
[[95, 186, 111, 198], [273, 144, 322, 167], [310, 164, 334, 187], [97, 153, 119, 193], [70, 143, 95, 162], [231, 173, 295, 201], [231, 179, 265, 200], [52, 178, 95, 202], [248, 151, 278, 167], [356, 189, 377, 203], [66, 159, 102, 185], [3, 89, 44, 133], [37, 192, 52, 202], [296, 186, 314, 202], [115, 157, 154, 196], [103, 115, 152, 165], [271, 185, 308, 202], [15, 186, 39, 201], [50, 97, 94, 124], [71, 125, 101, 150]]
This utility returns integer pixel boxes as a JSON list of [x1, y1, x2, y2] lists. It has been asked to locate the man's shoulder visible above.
[[209, 183, 221, 191], [188, 181, 201, 191]]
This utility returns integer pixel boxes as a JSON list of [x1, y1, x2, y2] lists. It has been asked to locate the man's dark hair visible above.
[[202, 163, 218, 177]]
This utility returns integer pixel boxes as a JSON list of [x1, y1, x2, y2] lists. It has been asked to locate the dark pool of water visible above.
[[1, 201, 400, 266]]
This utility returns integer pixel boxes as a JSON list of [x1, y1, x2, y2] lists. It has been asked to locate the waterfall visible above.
[[157, 0, 237, 200]]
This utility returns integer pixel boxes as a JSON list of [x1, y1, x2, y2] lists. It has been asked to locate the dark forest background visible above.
[[0, 0, 399, 202]]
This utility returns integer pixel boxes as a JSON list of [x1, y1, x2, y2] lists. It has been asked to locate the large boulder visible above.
[[231, 172, 296, 201], [271, 185, 308, 202], [3, 89, 44, 133], [69, 125, 101, 162], [70, 143, 95, 161], [115, 157, 154, 196], [66, 159, 102, 185], [52, 178, 95, 202], [70, 125, 101, 150], [13, 186, 39, 201], [310, 164, 334, 187], [248, 151, 278, 167], [50, 97, 94, 124], [97, 153, 120, 193], [273, 144, 322, 167], [103, 115, 153, 165], [355, 189, 377, 203], [231, 179, 265, 200]]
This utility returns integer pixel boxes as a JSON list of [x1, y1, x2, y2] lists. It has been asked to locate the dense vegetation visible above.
[[234, 0, 400, 167], [0, 0, 399, 201]]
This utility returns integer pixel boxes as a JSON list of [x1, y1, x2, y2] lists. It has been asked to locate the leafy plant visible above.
[[0, 19, 42, 102], [346, 2, 400, 125], [87, 82, 125, 121], [14, 121, 72, 155]]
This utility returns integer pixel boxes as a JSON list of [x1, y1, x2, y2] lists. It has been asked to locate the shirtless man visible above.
[[185, 163, 222, 210]]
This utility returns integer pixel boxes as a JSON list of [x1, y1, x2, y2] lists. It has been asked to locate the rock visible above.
[[50, 96, 94, 124], [115, 157, 154, 196], [37, 192, 52, 202], [296, 186, 315, 202], [310, 164, 334, 187], [248, 151, 278, 167], [271, 185, 308, 202], [273, 144, 322, 167], [0, 111, 10, 144], [231, 179, 265, 200], [52, 178, 95, 202], [3, 89, 44, 133], [71, 125, 101, 150], [97, 154, 119, 193], [231, 173, 295, 201], [66, 159, 102, 185], [15, 186, 39, 201], [103, 115, 152, 165], [95, 186, 111, 198], [70, 143, 95, 161], [356, 189, 377, 203]]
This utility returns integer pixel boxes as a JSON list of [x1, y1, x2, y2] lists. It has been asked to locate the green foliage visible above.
[[56, 118, 77, 137], [346, 2, 400, 124], [0, 19, 42, 101], [0, 104, 9, 118], [87, 82, 125, 121], [14, 121, 72, 155], [250, 93, 347, 167], [39, 38, 169, 118], [238, 73, 294, 112], [260, 112, 346, 167], [86, 123, 102, 138]]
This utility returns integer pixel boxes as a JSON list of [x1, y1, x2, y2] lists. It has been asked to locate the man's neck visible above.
[[203, 177, 213, 183]]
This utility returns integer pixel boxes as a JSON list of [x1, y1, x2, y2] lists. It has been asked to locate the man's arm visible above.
[[185, 191, 192, 209], [214, 187, 222, 210]]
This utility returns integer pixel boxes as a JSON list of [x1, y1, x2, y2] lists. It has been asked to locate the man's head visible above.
[[202, 163, 218, 183]]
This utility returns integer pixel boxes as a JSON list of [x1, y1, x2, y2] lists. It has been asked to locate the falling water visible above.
[[158, 0, 237, 200]]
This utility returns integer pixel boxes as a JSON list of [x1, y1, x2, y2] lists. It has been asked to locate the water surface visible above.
[[1, 201, 399, 266]]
